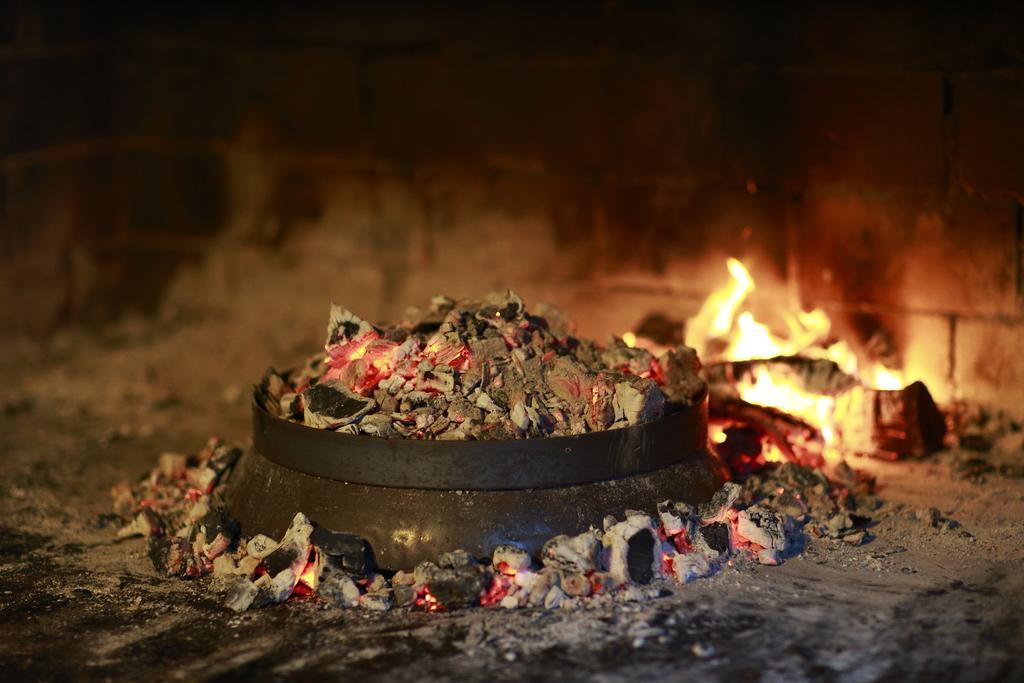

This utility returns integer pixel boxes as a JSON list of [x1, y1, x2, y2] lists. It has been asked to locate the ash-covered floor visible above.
[[1, 313, 1023, 682]]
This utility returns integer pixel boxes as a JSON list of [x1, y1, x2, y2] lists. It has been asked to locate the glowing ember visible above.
[[710, 424, 728, 444], [479, 573, 513, 606], [297, 552, 320, 590], [413, 586, 444, 612]]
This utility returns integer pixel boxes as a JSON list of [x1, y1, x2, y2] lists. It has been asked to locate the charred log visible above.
[[833, 381, 946, 459]]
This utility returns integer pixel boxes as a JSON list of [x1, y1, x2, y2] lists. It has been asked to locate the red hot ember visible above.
[[113, 436, 871, 614], [256, 291, 705, 440]]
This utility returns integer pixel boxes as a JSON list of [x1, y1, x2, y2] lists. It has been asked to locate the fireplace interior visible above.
[[2, 2, 1024, 682]]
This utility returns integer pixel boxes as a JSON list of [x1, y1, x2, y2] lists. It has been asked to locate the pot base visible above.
[[226, 445, 726, 570]]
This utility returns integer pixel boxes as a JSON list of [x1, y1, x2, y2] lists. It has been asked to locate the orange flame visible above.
[[692, 259, 904, 389], [694, 259, 906, 463]]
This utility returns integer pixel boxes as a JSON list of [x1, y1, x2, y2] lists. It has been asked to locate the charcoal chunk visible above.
[[541, 530, 601, 574], [302, 380, 376, 430], [310, 526, 373, 576], [659, 345, 707, 405], [255, 367, 289, 413], [603, 514, 660, 585], [326, 304, 374, 347], [626, 528, 657, 585], [437, 549, 476, 569], [698, 482, 741, 523], [699, 522, 731, 554], [319, 564, 362, 608], [613, 377, 665, 426], [263, 543, 305, 577], [414, 560, 485, 609], [208, 443, 242, 480], [263, 512, 314, 576], [200, 507, 239, 544], [736, 505, 788, 551]]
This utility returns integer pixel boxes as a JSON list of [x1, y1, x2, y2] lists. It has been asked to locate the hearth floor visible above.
[[0, 325, 1022, 683]]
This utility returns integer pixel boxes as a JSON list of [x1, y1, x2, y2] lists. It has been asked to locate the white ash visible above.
[[736, 505, 789, 551], [541, 529, 602, 574], [225, 578, 260, 613], [319, 566, 361, 608], [245, 534, 280, 560]]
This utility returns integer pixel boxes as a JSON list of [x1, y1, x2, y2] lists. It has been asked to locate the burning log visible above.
[[683, 258, 946, 463], [710, 397, 825, 468], [705, 356, 858, 398], [706, 356, 944, 461]]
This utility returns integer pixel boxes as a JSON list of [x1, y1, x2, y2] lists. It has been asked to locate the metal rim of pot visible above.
[[251, 387, 711, 491]]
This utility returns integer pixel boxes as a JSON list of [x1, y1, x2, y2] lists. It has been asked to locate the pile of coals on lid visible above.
[[111, 437, 874, 614], [255, 291, 706, 439]]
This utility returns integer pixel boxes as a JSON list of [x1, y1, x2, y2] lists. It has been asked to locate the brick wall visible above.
[[0, 0, 113, 331], [1, 2, 1023, 412]]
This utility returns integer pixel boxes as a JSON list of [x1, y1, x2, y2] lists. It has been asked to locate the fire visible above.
[[294, 548, 321, 593], [686, 258, 753, 349], [298, 561, 319, 590], [870, 365, 904, 391], [738, 366, 835, 429], [691, 259, 904, 391], [694, 258, 906, 464]]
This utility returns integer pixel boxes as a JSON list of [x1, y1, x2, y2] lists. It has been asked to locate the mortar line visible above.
[[941, 76, 955, 196], [1016, 203, 1023, 308], [948, 315, 958, 399]]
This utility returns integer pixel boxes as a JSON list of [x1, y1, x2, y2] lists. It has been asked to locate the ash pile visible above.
[[109, 439, 870, 615], [256, 291, 705, 440]]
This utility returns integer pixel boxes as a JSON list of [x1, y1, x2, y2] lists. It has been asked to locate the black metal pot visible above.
[[227, 392, 724, 570]]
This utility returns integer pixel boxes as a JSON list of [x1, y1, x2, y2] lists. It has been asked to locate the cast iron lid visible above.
[[252, 389, 709, 492]]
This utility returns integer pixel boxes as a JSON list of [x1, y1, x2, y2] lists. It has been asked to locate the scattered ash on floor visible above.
[[110, 437, 812, 615], [1, 323, 1024, 681]]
